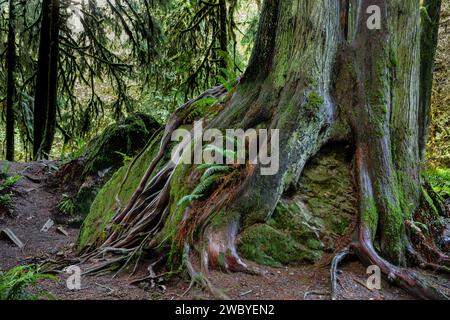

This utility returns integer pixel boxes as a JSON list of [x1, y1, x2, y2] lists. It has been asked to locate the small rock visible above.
[[56, 226, 69, 236], [0, 228, 24, 248], [41, 219, 54, 232]]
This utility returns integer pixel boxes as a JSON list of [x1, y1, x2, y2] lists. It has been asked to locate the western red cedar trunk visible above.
[[6, 0, 16, 161], [79, 0, 447, 299], [33, 0, 60, 159]]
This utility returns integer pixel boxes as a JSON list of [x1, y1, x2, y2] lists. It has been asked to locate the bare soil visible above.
[[1, 161, 448, 300]]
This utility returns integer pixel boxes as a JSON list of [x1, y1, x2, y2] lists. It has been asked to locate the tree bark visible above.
[[81, 0, 447, 299], [218, 0, 228, 69], [6, 0, 16, 161], [419, 0, 442, 162], [33, 0, 60, 159]]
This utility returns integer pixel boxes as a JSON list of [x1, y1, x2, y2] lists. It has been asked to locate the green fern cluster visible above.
[[424, 169, 450, 200], [0, 170, 22, 207], [0, 265, 56, 300], [57, 193, 75, 216], [177, 144, 235, 207]]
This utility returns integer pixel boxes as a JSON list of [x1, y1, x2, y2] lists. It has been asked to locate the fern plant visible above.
[[0, 174, 22, 207], [177, 144, 234, 207], [0, 265, 56, 300], [57, 194, 75, 216]]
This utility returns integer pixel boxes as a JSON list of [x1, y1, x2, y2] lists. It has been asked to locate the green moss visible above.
[[421, 186, 440, 218], [361, 196, 378, 239], [238, 224, 322, 267], [297, 146, 357, 237], [306, 91, 324, 110], [82, 113, 160, 177], [76, 131, 163, 251], [382, 199, 406, 263], [269, 201, 323, 245], [423, 168, 450, 200], [238, 146, 358, 267]]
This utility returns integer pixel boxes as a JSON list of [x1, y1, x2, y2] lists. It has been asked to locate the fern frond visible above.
[[177, 194, 203, 207], [193, 174, 221, 195], [201, 165, 230, 181], [203, 144, 236, 160], [196, 163, 218, 171]]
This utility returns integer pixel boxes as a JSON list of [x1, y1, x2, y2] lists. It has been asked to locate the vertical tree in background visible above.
[[33, 0, 60, 159], [419, 0, 442, 161], [5, 0, 16, 161], [218, 0, 228, 69]]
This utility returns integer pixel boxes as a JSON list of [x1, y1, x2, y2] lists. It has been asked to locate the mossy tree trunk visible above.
[[81, 0, 448, 299]]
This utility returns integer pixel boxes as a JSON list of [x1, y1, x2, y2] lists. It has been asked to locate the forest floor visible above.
[[0, 161, 448, 300]]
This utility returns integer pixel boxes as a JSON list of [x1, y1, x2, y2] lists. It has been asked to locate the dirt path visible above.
[[1, 161, 448, 300]]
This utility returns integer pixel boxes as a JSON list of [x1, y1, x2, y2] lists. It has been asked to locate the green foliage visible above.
[[238, 224, 321, 267], [177, 194, 204, 208], [177, 174, 222, 207], [424, 168, 450, 199], [0, 265, 56, 300], [0, 0, 259, 161], [0, 175, 22, 190], [80, 113, 160, 177], [77, 131, 163, 250], [115, 151, 134, 166], [57, 193, 75, 216], [427, 1, 449, 168], [203, 144, 236, 162], [0, 167, 22, 207], [217, 55, 240, 92], [176, 143, 235, 207], [60, 138, 87, 163], [201, 165, 230, 181]]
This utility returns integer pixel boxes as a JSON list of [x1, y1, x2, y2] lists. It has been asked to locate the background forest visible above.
[[0, 0, 259, 161], [0, 0, 448, 170], [0, 0, 448, 301]]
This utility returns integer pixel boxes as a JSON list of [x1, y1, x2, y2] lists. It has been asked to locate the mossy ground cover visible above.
[[77, 131, 164, 250], [238, 145, 358, 267]]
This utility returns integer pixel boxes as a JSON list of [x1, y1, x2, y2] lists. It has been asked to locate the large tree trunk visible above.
[[81, 0, 448, 299], [33, 0, 60, 159], [6, 0, 16, 161]]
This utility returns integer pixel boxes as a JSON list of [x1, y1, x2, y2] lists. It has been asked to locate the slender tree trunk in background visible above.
[[33, 0, 60, 159], [419, 0, 442, 162], [6, 0, 16, 161], [81, 0, 448, 299], [218, 0, 228, 69]]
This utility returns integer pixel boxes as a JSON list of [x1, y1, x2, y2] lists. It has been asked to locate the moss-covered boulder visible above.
[[77, 130, 166, 250], [238, 144, 357, 267], [238, 224, 322, 267], [55, 113, 160, 226], [82, 112, 160, 177]]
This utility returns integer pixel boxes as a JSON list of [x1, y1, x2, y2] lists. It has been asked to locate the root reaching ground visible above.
[[76, 0, 448, 301]]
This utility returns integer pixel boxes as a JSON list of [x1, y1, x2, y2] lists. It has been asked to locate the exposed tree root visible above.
[[78, 82, 237, 279], [183, 244, 230, 299], [201, 218, 261, 275], [352, 225, 448, 300], [330, 247, 352, 300], [330, 223, 449, 300], [330, 146, 449, 300]]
